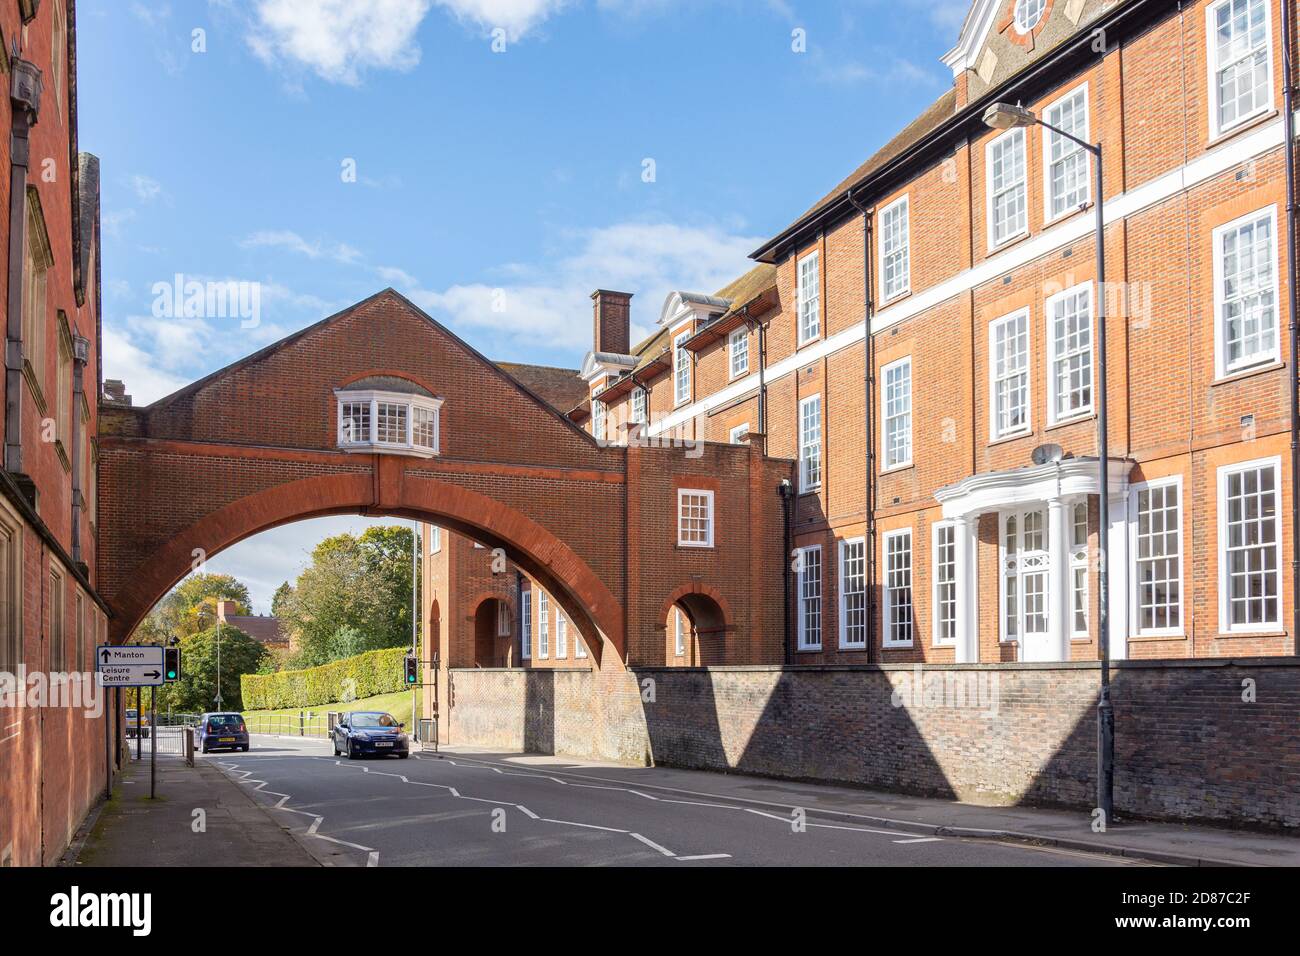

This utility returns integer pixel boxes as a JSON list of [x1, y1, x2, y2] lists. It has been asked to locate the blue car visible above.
[[332, 711, 409, 759], [195, 712, 250, 753]]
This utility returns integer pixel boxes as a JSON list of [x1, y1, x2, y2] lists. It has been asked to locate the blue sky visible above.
[[78, 0, 968, 611]]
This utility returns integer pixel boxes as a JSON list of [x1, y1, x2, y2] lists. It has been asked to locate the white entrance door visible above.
[[1002, 508, 1054, 661]]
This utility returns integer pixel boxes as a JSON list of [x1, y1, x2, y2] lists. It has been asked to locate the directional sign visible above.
[[96, 645, 165, 687]]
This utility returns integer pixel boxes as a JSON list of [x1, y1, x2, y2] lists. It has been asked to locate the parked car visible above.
[[194, 712, 250, 754], [124, 708, 151, 739], [331, 711, 409, 759]]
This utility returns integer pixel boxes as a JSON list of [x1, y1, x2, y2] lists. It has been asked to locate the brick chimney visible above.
[[103, 379, 132, 405], [591, 290, 632, 355], [216, 600, 235, 622]]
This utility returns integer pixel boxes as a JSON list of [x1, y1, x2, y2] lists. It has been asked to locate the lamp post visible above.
[[983, 102, 1113, 826]]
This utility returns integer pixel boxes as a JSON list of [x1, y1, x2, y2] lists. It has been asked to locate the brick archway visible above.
[[107, 471, 624, 664], [660, 582, 733, 635]]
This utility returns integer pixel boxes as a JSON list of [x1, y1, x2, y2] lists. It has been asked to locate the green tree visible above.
[[158, 624, 266, 713], [137, 573, 251, 643], [271, 581, 294, 618]]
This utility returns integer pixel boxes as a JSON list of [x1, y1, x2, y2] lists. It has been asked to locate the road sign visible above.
[[96, 645, 165, 687]]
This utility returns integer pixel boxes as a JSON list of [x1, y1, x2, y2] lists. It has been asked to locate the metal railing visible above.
[[243, 712, 330, 738]]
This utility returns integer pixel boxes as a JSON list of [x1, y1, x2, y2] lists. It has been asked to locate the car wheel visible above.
[[398, 752, 409, 760], [347, 742, 358, 760], [241, 744, 250, 752]]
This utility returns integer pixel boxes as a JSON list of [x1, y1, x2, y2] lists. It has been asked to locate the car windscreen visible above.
[[350, 713, 396, 728], [207, 715, 242, 727]]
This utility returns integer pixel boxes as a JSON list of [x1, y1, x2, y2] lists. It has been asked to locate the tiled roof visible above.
[[223, 615, 287, 646], [495, 362, 587, 413]]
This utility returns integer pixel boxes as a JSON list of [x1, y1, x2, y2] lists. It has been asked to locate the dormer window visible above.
[[335, 380, 442, 457]]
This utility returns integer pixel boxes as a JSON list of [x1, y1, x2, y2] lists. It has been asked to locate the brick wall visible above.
[[447, 657, 1300, 828]]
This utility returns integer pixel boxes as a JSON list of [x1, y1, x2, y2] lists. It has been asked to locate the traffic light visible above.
[[404, 654, 418, 685], [164, 647, 181, 683]]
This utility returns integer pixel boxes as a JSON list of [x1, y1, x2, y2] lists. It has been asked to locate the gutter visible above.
[[847, 190, 876, 662], [1283, 0, 1300, 656]]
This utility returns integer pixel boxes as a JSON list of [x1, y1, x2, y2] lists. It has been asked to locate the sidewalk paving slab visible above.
[[63, 755, 319, 868], [429, 747, 1300, 867]]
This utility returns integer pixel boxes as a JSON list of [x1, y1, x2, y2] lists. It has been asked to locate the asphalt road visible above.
[[209, 735, 1139, 867]]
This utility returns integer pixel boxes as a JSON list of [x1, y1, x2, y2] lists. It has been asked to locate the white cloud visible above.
[[435, 0, 568, 40], [241, 230, 362, 264], [101, 324, 189, 405], [130, 174, 163, 202], [247, 0, 435, 85]]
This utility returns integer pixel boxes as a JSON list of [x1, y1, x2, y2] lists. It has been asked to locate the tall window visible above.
[[1069, 502, 1089, 637], [880, 196, 910, 301], [21, 200, 51, 395], [728, 328, 749, 378], [1047, 283, 1093, 423], [838, 538, 866, 649], [555, 612, 567, 658], [988, 127, 1027, 247], [673, 331, 691, 405], [56, 328, 71, 454], [729, 423, 750, 444], [677, 489, 714, 548], [799, 395, 822, 492], [882, 530, 914, 647], [796, 545, 822, 650], [882, 358, 912, 469], [1215, 208, 1278, 377], [75, 592, 85, 672], [1133, 479, 1182, 634], [520, 584, 532, 659], [1044, 86, 1090, 219], [537, 591, 550, 658], [376, 402, 408, 444], [428, 525, 441, 553], [0, 511, 19, 674], [1219, 458, 1281, 631], [797, 252, 820, 345], [673, 607, 686, 657], [497, 601, 510, 638], [990, 310, 1030, 438], [592, 399, 606, 442], [575, 628, 587, 659], [1002, 509, 1049, 642], [631, 387, 647, 425], [933, 522, 956, 645], [49, 569, 64, 672], [1208, 0, 1272, 137]]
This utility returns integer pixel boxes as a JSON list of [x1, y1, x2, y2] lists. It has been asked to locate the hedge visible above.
[[240, 646, 408, 712]]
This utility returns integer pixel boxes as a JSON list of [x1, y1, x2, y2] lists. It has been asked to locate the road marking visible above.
[[629, 832, 675, 857], [894, 837, 943, 844], [675, 853, 732, 862]]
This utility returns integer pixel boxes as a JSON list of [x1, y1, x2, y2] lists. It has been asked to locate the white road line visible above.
[[675, 853, 732, 862], [894, 837, 943, 844], [629, 832, 675, 857]]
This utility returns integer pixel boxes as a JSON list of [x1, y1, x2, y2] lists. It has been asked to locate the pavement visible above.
[[63, 749, 318, 868], [64, 735, 1300, 867]]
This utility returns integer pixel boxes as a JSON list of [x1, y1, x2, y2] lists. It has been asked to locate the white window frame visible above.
[[497, 600, 510, 637], [520, 585, 532, 659], [881, 529, 914, 648], [879, 195, 911, 302], [537, 591, 550, 658], [1045, 281, 1094, 425], [575, 626, 587, 659], [1013, 0, 1046, 33], [592, 398, 606, 442], [999, 508, 1051, 644], [1217, 456, 1284, 633], [1129, 475, 1185, 637], [428, 525, 441, 554], [677, 488, 714, 548], [1069, 500, 1089, 638], [1042, 84, 1091, 223], [335, 388, 443, 457], [631, 386, 647, 425], [729, 422, 750, 444], [1212, 205, 1280, 379], [838, 537, 867, 649], [728, 327, 749, 379], [673, 330, 691, 406], [881, 357, 912, 471], [989, 309, 1031, 440], [797, 251, 821, 346], [555, 612, 567, 658], [931, 521, 957, 647], [795, 545, 822, 651], [1205, 0, 1274, 140], [798, 394, 822, 492], [986, 126, 1028, 249], [673, 607, 686, 657]]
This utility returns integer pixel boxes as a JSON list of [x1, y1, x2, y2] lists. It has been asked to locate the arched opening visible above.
[[471, 597, 510, 668], [662, 586, 729, 666]]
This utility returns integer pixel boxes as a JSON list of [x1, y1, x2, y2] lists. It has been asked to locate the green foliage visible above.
[[156, 624, 267, 713], [271, 581, 294, 618], [277, 525, 415, 667], [240, 646, 408, 712], [136, 573, 252, 642]]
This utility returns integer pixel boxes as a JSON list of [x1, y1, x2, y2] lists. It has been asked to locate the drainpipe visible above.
[[4, 59, 41, 479], [71, 334, 88, 565], [778, 478, 793, 664], [1282, 0, 1300, 656], [847, 189, 876, 662]]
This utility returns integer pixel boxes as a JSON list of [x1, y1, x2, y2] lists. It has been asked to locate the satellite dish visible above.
[[1031, 443, 1064, 466]]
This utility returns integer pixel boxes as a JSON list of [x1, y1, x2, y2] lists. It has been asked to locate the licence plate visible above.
[[219, 737, 235, 742], [375, 741, 394, 747]]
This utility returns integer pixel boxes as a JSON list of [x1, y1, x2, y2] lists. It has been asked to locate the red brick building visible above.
[[0, 0, 109, 866], [429, 0, 1300, 680]]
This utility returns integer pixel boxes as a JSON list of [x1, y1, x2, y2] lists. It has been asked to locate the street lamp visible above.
[[983, 101, 1114, 826]]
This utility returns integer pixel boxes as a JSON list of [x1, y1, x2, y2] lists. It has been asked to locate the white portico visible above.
[[934, 456, 1132, 664]]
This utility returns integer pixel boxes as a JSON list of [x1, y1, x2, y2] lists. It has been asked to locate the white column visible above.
[[1107, 490, 1129, 661], [954, 514, 976, 663], [1047, 497, 1070, 662]]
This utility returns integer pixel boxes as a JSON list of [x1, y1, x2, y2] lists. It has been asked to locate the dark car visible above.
[[332, 711, 409, 759], [194, 712, 250, 754]]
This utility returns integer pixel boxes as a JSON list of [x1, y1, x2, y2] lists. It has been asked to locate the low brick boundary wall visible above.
[[447, 658, 1300, 829]]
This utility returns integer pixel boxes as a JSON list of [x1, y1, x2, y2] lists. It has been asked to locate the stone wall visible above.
[[447, 657, 1300, 829]]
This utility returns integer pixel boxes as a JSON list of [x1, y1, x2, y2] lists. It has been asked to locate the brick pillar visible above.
[[591, 290, 632, 355]]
